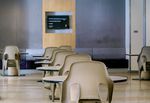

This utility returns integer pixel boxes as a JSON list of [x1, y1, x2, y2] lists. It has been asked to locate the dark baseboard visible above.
[[93, 59, 128, 68], [0, 59, 128, 70]]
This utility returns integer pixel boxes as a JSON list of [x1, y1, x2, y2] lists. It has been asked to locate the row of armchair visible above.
[[35, 45, 114, 103], [2, 45, 150, 103]]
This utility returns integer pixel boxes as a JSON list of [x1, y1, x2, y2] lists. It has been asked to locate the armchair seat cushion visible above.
[[7, 60, 16, 67]]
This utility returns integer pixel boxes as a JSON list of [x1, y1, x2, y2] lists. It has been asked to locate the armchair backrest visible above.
[[43, 47, 58, 59], [3, 46, 20, 60], [59, 45, 72, 51], [53, 51, 75, 67], [59, 54, 91, 75], [50, 49, 72, 65]]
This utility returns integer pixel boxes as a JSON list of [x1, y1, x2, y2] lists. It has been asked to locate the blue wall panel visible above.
[[76, 0, 125, 59], [0, 0, 42, 49]]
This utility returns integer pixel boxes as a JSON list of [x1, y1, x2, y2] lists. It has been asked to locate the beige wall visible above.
[[42, 0, 76, 48]]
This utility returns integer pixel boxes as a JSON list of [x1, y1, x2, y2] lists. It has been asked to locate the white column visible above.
[[146, 0, 150, 46], [130, 0, 145, 71]]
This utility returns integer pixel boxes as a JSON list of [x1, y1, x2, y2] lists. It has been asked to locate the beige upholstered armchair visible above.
[[138, 46, 150, 80], [62, 61, 114, 103], [2, 46, 20, 76]]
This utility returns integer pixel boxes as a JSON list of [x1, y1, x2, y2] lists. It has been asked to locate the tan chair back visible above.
[[59, 45, 72, 51], [60, 54, 91, 75], [53, 51, 75, 67], [50, 49, 72, 65], [43, 47, 58, 59], [63, 61, 113, 103]]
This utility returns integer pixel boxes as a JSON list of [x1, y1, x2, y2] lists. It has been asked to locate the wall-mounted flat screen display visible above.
[[46, 15, 70, 29]]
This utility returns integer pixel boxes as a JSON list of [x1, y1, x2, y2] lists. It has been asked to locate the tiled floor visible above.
[[0, 73, 50, 103], [110, 70, 150, 103], [0, 70, 150, 103]]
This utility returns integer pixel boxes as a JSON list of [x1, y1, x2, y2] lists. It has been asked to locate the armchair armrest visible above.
[[42, 75, 67, 83], [70, 83, 80, 103], [34, 60, 52, 64], [34, 55, 50, 60], [106, 77, 114, 103], [98, 76, 113, 103], [36, 65, 61, 71]]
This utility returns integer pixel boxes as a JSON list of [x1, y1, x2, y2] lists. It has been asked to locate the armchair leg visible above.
[[43, 71, 46, 77], [49, 83, 57, 102], [139, 70, 142, 80], [2, 67, 6, 76], [2, 69, 5, 76]]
